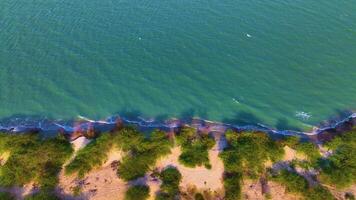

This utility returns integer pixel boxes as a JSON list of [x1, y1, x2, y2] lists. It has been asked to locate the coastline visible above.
[[0, 112, 355, 141]]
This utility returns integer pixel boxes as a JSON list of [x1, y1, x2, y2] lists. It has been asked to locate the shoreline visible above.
[[0, 112, 355, 141]]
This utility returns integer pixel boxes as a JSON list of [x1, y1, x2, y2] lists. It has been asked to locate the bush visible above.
[[220, 131, 284, 179], [219, 131, 284, 200], [306, 185, 334, 200], [0, 133, 73, 188], [125, 185, 150, 200], [271, 169, 308, 194], [194, 193, 205, 200], [280, 136, 300, 148], [319, 130, 356, 188], [223, 173, 242, 200], [65, 133, 113, 178], [0, 191, 15, 200], [319, 145, 356, 188], [24, 190, 60, 200], [345, 192, 355, 200], [271, 169, 334, 200], [295, 142, 321, 165], [117, 129, 172, 181], [176, 127, 215, 168], [156, 167, 182, 200]]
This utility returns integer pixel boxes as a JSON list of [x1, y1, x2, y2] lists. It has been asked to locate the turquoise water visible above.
[[1, 0, 356, 131]]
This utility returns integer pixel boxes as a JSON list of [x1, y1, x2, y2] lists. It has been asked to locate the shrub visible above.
[[295, 142, 321, 165], [319, 145, 356, 188], [0, 134, 73, 188], [65, 133, 113, 178], [220, 131, 284, 179], [24, 190, 60, 200], [223, 173, 242, 200], [319, 130, 356, 188], [194, 193, 205, 200], [306, 185, 334, 200], [219, 131, 284, 200], [117, 129, 172, 181], [125, 185, 150, 200], [156, 167, 182, 200], [271, 169, 334, 200], [0, 191, 15, 200], [345, 192, 355, 200], [176, 127, 215, 168], [280, 136, 300, 148], [271, 169, 308, 194]]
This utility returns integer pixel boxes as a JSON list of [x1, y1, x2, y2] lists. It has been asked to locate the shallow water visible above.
[[0, 0, 356, 131]]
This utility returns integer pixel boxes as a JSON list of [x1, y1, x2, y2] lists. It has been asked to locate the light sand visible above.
[[242, 179, 302, 200], [283, 146, 306, 161], [71, 136, 91, 152], [155, 144, 225, 193], [0, 151, 10, 166], [57, 138, 127, 200]]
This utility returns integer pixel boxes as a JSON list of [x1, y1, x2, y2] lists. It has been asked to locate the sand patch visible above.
[[325, 184, 356, 200], [241, 179, 302, 200], [57, 149, 126, 200], [268, 181, 303, 200], [71, 137, 91, 152], [283, 146, 306, 161], [0, 151, 10, 166], [155, 144, 224, 192]]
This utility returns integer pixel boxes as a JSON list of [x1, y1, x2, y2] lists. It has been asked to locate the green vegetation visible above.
[[65, 132, 114, 178], [65, 127, 172, 181], [72, 185, 82, 196], [24, 190, 60, 200], [194, 193, 205, 200], [223, 173, 242, 200], [176, 127, 215, 168], [345, 193, 355, 200], [125, 185, 150, 200], [0, 133, 73, 189], [280, 136, 321, 168], [156, 167, 182, 200], [0, 191, 15, 200], [271, 169, 308, 194], [117, 128, 173, 181], [219, 130, 284, 200], [271, 169, 334, 200], [295, 142, 321, 167], [220, 131, 284, 179], [319, 130, 356, 188]]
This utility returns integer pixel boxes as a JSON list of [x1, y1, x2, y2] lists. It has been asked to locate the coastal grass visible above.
[[125, 185, 150, 200], [223, 173, 242, 200], [280, 136, 321, 169], [117, 128, 173, 181], [176, 127, 215, 168], [0, 133, 73, 189], [24, 190, 60, 200], [0, 191, 15, 200], [156, 167, 182, 200], [65, 126, 173, 181], [219, 130, 284, 200], [319, 129, 356, 188], [220, 130, 284, 179], [271, 169, 334, 200], [65, 132, 114, 178]]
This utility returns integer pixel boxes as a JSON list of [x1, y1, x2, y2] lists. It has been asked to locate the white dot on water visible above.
[[138, 37, 142, 40]]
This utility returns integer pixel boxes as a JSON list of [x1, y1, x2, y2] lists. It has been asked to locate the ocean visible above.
[[1, 0, 356, 131]]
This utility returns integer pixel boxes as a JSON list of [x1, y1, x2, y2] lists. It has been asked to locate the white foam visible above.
[[232, 98, 240, 104], [295, 111, 312, 120]]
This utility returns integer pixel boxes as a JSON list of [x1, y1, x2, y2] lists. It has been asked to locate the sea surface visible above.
[[1, 0, 356, 131]]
